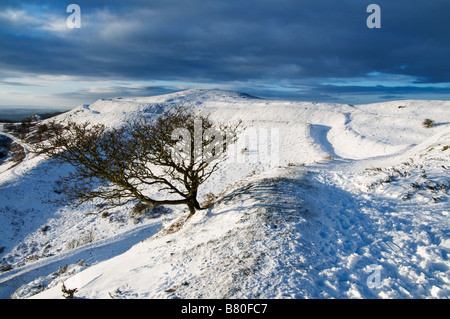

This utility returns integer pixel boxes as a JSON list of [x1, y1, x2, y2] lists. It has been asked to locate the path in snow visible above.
[[177, 159, 449, 298], [223, 168, 386, 298], [0, 220, 161, 299]]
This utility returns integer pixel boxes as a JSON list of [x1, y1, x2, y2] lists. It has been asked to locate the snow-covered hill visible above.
[[0, 89, 448, 299]]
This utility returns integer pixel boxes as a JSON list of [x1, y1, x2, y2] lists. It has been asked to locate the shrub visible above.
[[0, 264, 12, 272], [57, 264, 69, 275], [131, 202, 153, 223], [65, 230, 96, 250], [150, 205, 171, 217], [202, 192, 216, 209], [131, 203, 171, 223], [61, 283, 77, 299], [423, 118, 435, 128], [41, 225, 50, 233], [132, 202, 153, 216]]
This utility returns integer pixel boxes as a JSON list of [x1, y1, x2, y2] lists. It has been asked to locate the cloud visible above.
[[0, 0, 450, 106], [54, 83, 179, 101], [1, 1, 448, 81], [0, 7, 71, 36]]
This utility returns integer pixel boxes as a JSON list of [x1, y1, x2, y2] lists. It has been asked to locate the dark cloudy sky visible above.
[[1, 0, 450, 109]]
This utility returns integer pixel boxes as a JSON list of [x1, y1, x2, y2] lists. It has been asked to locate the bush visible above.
[[423, 118, 435, 128], [65, 230, 96, 250], [132, 202, 153, 216], [61, 283, 77, 299], [131, 203, 171, 223], [202, 192, 216, 209]]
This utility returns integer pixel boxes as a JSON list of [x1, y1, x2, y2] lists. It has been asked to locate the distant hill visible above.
[[0, 108, 69, 122]]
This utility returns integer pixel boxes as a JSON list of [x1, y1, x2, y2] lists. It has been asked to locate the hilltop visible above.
[[0, 89, 448, 299]]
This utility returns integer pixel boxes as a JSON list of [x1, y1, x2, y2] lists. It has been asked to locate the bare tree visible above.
[[34, 107, 241, 217]]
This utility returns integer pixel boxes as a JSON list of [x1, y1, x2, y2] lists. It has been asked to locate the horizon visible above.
[[1, 1, 450, 109], [2, 87, 450, 118]]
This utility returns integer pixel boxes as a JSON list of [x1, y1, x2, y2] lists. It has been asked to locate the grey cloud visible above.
[[0, 0, 449, 105]]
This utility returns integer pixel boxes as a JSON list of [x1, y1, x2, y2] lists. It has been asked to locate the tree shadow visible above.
[[433, 122, 450, 127]]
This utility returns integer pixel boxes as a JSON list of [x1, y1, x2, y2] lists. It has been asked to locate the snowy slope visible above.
[[0, 89, 449, 299]]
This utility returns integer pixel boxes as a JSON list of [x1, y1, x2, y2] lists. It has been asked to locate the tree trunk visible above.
[[187, 201, 196, 217], [187, 190, 202, 217]]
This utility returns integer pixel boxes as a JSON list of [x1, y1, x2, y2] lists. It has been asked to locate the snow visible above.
[[0, 89, 449, 299]]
